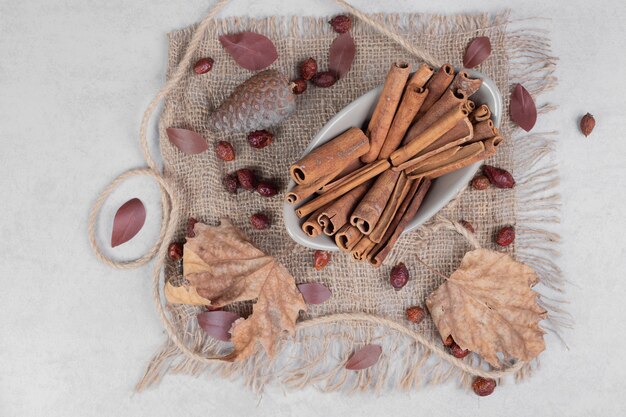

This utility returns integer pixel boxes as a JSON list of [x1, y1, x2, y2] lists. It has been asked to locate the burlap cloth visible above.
[[137, 10, 563, 392]]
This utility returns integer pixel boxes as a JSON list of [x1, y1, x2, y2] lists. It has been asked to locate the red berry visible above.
[[443, 335, 455, 347], [450, 342, 470, 358], [250, 213, 270, 230], [471, 175, 490, 190], [167, 242, 184, 260], [186, 217, 198, 238], [256, 181, 278, 197], [472, 377, 496, 396], [406, 306, 425, 324], [193, 57, 214, 74], [223, 174, 239, 194], [236, 169, 257, 190], [299, 58, 318, 80], [496, 226, 515, 246], [312, 71, 337, 88], [329, 15, 352, 33], [215, 141, 235, 161], [390, 263, 409, 290], [291, 78, 308, 95], [314, 250, 331, 270], [247, 130, 273, 149]]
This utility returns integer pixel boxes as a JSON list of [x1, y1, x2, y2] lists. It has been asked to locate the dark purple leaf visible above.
[[111, 198, 146, 247], [197, 311, 240, 342], [510, 84, 537, 132], [345, 344, 382, 370], [329, 33, 356, 79], [219, 32, 278, 71], [166, 127, 208, 155], [297, 283, 332, 304], [463, 36, 491, 68]]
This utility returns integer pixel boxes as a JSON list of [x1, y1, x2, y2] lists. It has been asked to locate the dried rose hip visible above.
[[471, 175, 490, 190], [167, 242, 184, 260], [215, 141, 235, 161], [236, 169, 257, 190], [443, 335, 455, 347], [193, 57, 214, 74], [483, 165, 515, 189], [314, 250, 331, 270], [247, 130, 273, 149], [390, 263, 409, 290], [256, 181, 278, 197], [291, 78, 308, 95], [312, 71, 337, 88], [223, 173, 239, 194], [496, 226, 515, 246], [472, 377, 496, 396], [250, 213, 270, 230], [450, 342, 470, 358], [329, 15, 352, 33], [406, 306, 425, 324], [580, 113, 595, 137], [186, 217, 198, 238], [299, 58, 318, 80], [460, 220, 475, 234]]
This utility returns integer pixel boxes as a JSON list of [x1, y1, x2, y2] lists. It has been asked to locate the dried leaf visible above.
[[197, 311, 240, 341], [164, 282, 211, 305], [510, 84, 537, 132], [183, 220, 306, 361], [298, 283, 332, 304], [426, 249, 547, 368], [329, 33, 356, 79], [166, 127, 208, 154], [111, 198, 145, 247], [219, 32, 278, 71], [345, 344, 382, 370], [463, 36, 492, 68]]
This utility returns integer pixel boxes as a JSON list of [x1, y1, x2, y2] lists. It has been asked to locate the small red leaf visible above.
[[111, 198, 146, 247], [166, 128, 208, 154], [463, 36, 491, 68], [197, 311, 240, 342], [345, 344, 382, 370], [329, 33, 356, 79], [219, 32, 278, 71], [297, 283, 332, 304], [510, 84, 537, 132]]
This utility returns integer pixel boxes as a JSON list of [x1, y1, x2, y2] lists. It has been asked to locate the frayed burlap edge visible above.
[[136, 12, 568, 394]]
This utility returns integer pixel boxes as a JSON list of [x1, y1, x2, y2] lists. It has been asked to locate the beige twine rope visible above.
[[88, 0, 524, 381]]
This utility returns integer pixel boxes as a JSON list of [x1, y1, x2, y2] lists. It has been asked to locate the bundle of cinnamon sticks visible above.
[[287, 62, 503, 267]]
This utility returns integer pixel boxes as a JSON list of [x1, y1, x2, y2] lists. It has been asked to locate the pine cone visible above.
[[208, 70, 296, 133]]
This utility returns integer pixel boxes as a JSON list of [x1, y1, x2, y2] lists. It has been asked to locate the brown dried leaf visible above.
[[329, 33, 356, 79], [463, 36, 491, 68], [164, 282, 211, 306], [510, 84, 537, 132], [166, 127, 208, 154], [183, 219, 306, 361], [426, 249, 547, 368], [111, 198, 146, 247], [219, 32, 278, 71], [345, 344, 382, 370]]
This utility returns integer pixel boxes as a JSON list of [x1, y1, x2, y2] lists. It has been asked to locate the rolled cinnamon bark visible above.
[[378, 86, 428, 160], [406, 141, 485, 178], [407, 63, 435, 89], [350, 169, 400, 235], [290, 127, 369, 185], [295, 159, 390, 218], [361, 62, 411, 163], [286, 170, 338, 205], [393, 119, 474, 172], [318, 181, 371, 236], [316, 158, 364, 195], [301, 205, 329, 237], [368, 178, 432, 267], [452, 71, 483, 97], [335, 224, 363, 252], [390, 104, 469, 167], [369, 173, 412, 243], [464, 99, 475, 113], [470, 104, 491, 123], [466, 119, 498, 144], [404, 88, 467, 143], [414, 64, 455, 119], [351, 236, 376, 261]]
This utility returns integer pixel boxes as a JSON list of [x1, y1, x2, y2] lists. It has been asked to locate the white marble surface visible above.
[[1, 0, 626, 415]]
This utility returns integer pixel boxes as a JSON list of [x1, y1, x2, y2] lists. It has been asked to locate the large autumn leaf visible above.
[[171, 219, 306, 362], [426, 249, 547, 368]]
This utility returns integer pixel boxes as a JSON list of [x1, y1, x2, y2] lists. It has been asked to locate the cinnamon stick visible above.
[[335, 224, 363, 252], [390, 104, 469, 167], [470, 104, 491, 123], [295, 159, 390, 218], [404, 88, 467, 143], [351, 236, 376, 261], [466, 119, 498, 144], [414, 64, 455, 119], [301, 205, 329, 238], [368, 178, 432, 267], [318, 181, 371, 236], [405, 141, 485, 178], [377, 86, 428, 160], [368, 173, 412, 243], [286, 170, 338, 205], [290, 127, 369, 185], [350, 169, 400, 235], [407, 63, 435, 89], [361, 62, 411, 163], [451, 71, 483, 97]]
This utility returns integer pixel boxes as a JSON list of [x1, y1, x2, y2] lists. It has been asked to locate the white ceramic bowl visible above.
[[284, 69, 502, 251]]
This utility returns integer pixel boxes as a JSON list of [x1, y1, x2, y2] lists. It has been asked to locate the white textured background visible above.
[[1, 0, 625, 416]]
